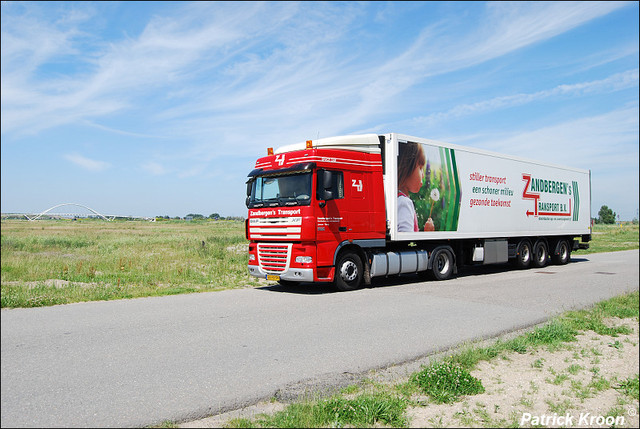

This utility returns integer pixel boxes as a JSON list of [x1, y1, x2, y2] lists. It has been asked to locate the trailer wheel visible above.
[[532, 240, 549, 268], [514, 240, 532, 269], [431, 248, 454, 280], [335, 252, 363, 291], [552, 240, 571, 265]]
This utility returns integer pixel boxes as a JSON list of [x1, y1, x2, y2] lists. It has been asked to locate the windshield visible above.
[[247, 172, 312, 208]]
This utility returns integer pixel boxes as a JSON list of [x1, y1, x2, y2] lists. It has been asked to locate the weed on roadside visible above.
[[411, 361, 485, 404], [615, 374, 640, 400], [225, 393, 408, 428]]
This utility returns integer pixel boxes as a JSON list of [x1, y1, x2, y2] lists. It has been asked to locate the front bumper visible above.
[[248, 265, 315, 282]]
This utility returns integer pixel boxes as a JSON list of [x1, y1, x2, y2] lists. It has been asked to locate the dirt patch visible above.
[[2, 279, 101, 289], [225, 243, 249, 254], [406, 318, 639, 428], [179, 318, 639, 428]]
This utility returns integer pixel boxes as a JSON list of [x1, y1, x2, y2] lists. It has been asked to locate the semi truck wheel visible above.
[[552, 239, 571, 265], [514, 240, 532, 269], [335, 252, 363, 291], [431, 248, 454, 280], [532, 240, 549, 268]]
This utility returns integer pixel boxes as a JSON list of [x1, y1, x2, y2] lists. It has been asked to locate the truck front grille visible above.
[[257, 243, 292, 274]]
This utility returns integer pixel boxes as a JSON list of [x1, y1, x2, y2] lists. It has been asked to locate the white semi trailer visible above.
[[246, 133, 591, 290]]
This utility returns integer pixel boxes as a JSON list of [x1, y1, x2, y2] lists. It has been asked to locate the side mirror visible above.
[[317, 170, 334, 202], [245, 180, 253, 208], [322, 170, 333, 190]]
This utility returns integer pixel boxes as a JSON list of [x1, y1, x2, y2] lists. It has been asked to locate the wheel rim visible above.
[[340, 260, 358, 282], [560, 243, 568, 261], [536, 245, 546, 263], [521, 245, 530, 263], [436, 253, 450, 274]]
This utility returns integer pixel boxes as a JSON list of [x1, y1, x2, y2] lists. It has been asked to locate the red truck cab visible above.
[[246, 135, 385, 290]]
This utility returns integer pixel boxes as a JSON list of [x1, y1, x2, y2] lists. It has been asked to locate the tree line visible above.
[[156, 213, 245, 221]]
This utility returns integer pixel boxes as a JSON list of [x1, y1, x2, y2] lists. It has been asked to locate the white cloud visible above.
[[64, 153, 111, 172], [1, 2, 285, 135], [342, 2, 629, 120], [405, 69, 639, 127], [157, 2, 631, 160], [475, 104, 638, 166], [468, 1, 628, 62], [2, 1, 628, 142], [177, 163, 207, 179], [141, 161, 167, 176], [0, 10, 79, 77]]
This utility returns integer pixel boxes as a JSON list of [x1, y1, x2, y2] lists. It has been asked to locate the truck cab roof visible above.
[[275, 134, 382, 154]]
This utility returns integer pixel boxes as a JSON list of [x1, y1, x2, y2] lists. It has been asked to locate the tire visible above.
[[334, 252, 363, 291], [552, 240, 571, 265], [430, 248, 454, 280], [532, 240, 549, 268], [514, 240, 532, 269]]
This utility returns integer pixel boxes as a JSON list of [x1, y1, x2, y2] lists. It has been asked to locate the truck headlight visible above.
[[295, 256, 312, 264], [248, 254, 256, 261]]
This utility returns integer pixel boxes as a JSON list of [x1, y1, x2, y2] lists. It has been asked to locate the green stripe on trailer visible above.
[[573, 181, 580, 221]]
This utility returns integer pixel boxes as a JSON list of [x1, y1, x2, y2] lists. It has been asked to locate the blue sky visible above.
[[1, 1, 638, 220]]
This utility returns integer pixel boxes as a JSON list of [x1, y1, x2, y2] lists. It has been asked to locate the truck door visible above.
[[348, 171, 369, 234], [315, 169, 347, 266]]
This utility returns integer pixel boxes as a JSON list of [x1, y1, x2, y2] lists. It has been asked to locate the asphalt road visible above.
[[2, 250, 638, 428]]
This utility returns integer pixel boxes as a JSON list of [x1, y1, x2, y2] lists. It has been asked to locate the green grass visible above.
[[225, 393, 408, 428], [448, 292, 638, 373], [583, 223, 639, 254], [411, 361, 485, 404], [1, 220, 637, 308], [1, 219, 260, 308], [615, 374, 639, 400]]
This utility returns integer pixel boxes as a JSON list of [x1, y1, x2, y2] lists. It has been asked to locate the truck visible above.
[[245, 133, 591, 291]]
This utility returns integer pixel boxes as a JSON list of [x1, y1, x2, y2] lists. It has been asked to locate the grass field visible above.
[[581, 223, 640, 254], [1, 219, 260, 308], [1, 220, 638, 308]]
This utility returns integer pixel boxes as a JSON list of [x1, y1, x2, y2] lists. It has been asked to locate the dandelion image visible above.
[[429, 188, 440, 219], [430, 188, 440, 201], [410, 143, 460, 232]]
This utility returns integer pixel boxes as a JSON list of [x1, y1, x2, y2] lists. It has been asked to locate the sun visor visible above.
[[247, 162, 316, 178]]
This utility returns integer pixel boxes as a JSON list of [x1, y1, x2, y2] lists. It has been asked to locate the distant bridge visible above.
[[2, 203, 155, 222]]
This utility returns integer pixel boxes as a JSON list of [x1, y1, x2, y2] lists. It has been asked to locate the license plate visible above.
[[266, 274, 280, 281]]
